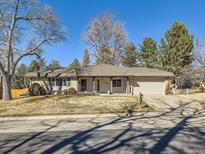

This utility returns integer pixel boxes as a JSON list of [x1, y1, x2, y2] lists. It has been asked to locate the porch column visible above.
[[110, 77, 113, 94], [92, 77, 96, 92], [76, 77, 79, 92], [131, 84, 133, 95]]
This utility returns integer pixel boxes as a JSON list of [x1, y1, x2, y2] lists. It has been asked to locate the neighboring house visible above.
[[25, 64, 175, 95]]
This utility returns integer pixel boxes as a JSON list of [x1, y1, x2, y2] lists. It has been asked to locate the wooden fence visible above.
[[11, 88, 28, 98], [0, 88, 28, 99]]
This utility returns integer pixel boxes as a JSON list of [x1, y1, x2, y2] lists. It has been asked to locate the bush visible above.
[[68, 87, 77, 95], [63, 89, 68, 95], [56, 90, 62, 95], [29, 83, 46, 96], [178, 75, 192, 89]]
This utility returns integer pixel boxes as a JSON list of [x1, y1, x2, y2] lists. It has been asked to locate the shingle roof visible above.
[[78, 64, 174, 77], [25, 64, 175, 78], [25, 68, 76, 78]]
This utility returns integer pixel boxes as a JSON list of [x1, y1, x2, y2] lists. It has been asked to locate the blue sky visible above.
[[23, 0, 205, 67]]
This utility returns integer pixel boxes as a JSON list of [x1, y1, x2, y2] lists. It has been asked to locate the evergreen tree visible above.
[[121, 42, 137, 67], [28, 58, 46, 72], [138, 37, 158, 68], [48, 60, 61, 70], [68, 58, 81, 68], [159, 21, 194, 74], [12, 64, 28, 88], [82, 49, 90, 67]]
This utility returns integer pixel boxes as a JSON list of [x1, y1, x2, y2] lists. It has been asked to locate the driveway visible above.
[[0, 96, 205, 154], [144, 94, 204, 112]]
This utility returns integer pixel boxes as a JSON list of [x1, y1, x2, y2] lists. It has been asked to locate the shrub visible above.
[[178, 75, 192, 89], [29, 83, 46, 96], [57, 90, 62, 95], [63, 89, 68, 95], [165, 80, 174, 95], [68, 87, 77, 95]]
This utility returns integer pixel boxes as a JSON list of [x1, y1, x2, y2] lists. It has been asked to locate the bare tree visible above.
[[192, 39, 205, 88], [82, 12, 127, 65], [0, 0, 65, 101]]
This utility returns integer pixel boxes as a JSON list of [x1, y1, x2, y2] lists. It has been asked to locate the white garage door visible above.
[[133, 77, 165, 95]]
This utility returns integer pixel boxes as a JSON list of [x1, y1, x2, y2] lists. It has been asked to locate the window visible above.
[[56, 79, 62, 86], [62, 78, 67, 86], [51, 79, 56, 86], [112, 79, 121, 87], [62, 78, 70, 86]]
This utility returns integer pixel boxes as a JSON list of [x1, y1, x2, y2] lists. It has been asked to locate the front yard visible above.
[[0, 95, 154, 117], [186, 93, 205, 107]]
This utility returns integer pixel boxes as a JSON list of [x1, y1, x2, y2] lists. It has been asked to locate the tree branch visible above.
[[7, 0, 20, 74], [0, 9, 8, 37], [0, 61, 6, 76], [11, 39, 48, 77], [0, 41, 6, 46], [16, 16, 42, 21]]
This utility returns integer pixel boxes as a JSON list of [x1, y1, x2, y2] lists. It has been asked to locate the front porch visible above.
[[77, 77, 133, 95]]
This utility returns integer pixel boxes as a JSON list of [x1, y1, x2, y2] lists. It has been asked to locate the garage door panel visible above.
[[133, 77, 165, 94]]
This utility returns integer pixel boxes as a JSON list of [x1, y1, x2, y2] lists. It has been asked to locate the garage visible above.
[[133, 77, 166, 95]]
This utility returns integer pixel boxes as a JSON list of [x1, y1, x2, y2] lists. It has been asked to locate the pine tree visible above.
[[159, 21, 194, 74], [82, 49, 90, 67], [48, 60, 61, 70], [28, 58, 46, 72], [138, 37, 158, 68], [121, 42, 137, 67], [12, 64, 28, 88], [68, 58, 81, 68]]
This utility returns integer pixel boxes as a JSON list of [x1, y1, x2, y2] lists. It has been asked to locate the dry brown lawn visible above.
[[186, 93, 205, 107], [0, 95, 154, 117]]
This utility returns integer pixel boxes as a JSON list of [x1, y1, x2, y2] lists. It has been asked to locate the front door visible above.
[[81, 79, 87, 91], [97, 80, 100, 92]]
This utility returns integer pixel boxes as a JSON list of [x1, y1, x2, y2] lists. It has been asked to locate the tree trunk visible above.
[[2, 74, 12, 101]]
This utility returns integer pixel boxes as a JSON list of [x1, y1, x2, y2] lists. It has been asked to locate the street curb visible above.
[[0, 112, 157, 121], [0, 113, 124, 121]]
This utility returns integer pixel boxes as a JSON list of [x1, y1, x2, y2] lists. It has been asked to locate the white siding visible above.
[[132, 77, 166, 95]]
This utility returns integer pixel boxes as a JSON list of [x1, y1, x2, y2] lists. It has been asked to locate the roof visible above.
[[25, 68, 77, 78], [25, 64, 175, 78], [78, 64, 174, 77]]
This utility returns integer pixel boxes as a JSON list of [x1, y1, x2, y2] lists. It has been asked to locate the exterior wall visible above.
[[29, 76, 168, 95], [30, 77, 50, 91], [112, 77, 126, 93], [29, 77, 78, 92], [78, 77, 93, 92], [78, 77, 127, 94], [131, 76, 166, 95], [70, 77, 78, 90], [96, 77, 110, 93]]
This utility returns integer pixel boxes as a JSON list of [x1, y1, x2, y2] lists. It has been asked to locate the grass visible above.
[[0, 95, 154, 117], [186, 93, 205, 107]]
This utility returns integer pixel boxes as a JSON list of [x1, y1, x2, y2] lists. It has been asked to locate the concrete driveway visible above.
[[144, 94, 204, 112], [0, 95, 205, 154]]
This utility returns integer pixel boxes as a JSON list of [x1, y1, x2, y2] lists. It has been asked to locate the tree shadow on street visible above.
[[1, 101, 205, 154]]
